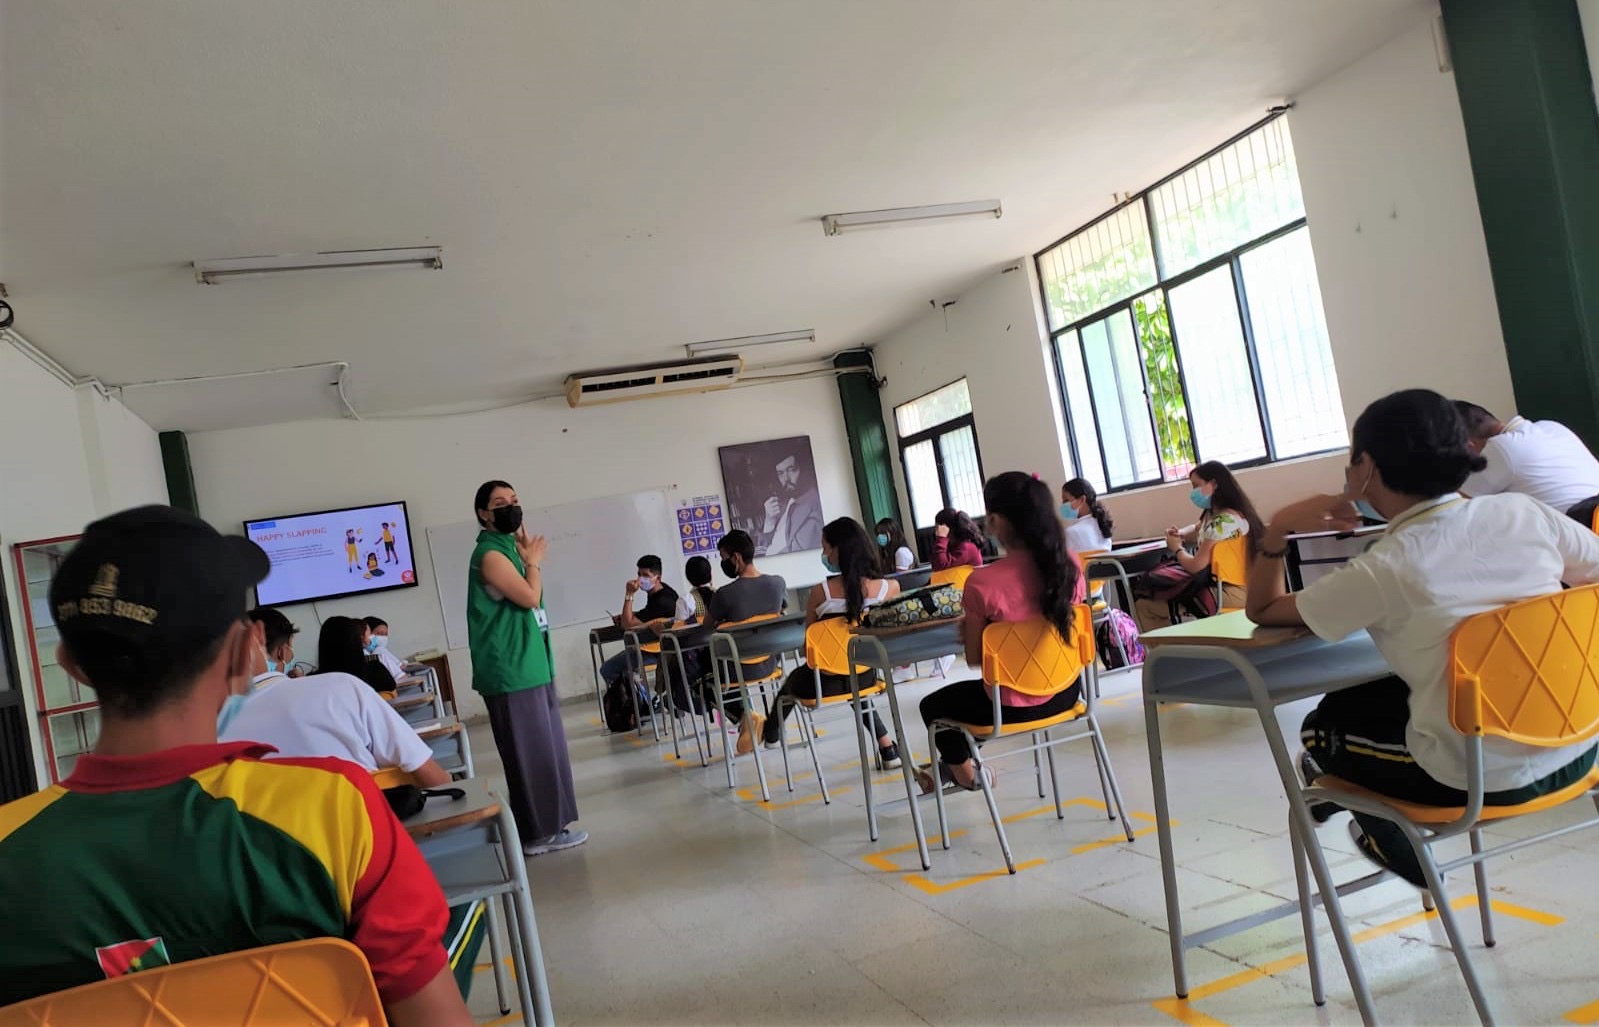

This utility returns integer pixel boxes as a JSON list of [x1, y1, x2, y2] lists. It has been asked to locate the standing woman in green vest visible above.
[[468, 480, 586, 855]]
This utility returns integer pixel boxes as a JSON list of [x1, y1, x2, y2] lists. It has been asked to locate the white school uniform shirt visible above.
[[1294, 492, 1599, 791], [374, 646, 407, 682], [1064, 516, 1112, 555], [219, 670, 434, 773], [1462, 415, 1599, 513], [892, 546, 915, 572], [815, 578, 893, 618]]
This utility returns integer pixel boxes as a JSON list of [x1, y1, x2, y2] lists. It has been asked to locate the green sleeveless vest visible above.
[[467, 531, 552, 694]]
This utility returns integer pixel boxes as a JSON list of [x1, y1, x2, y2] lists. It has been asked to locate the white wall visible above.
[[185, 376, 858, 716], [873, 263, 1072, 524], [1580, 0, 1599, 109], [871, 15, 1514, 540], [1290, 16, 1513, 425], [1, 343, 168, 785]]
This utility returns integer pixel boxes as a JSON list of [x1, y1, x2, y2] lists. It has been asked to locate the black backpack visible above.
[[602, 677, 653, 733]]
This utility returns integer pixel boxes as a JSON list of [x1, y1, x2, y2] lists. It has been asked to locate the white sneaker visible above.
[[523, 829, 588, 856]]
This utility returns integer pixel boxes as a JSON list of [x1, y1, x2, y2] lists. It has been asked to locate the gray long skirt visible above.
[[484, 683, 578, 843]]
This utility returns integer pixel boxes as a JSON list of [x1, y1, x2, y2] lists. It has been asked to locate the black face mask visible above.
[[720, 557, 739, 580], [491, 504, 523, 534]]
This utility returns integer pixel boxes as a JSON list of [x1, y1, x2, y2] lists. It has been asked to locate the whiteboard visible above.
[[428, 488, 681, 648]]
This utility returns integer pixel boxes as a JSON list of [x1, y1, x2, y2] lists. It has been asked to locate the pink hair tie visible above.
[[1030, 472, 1041, 481]]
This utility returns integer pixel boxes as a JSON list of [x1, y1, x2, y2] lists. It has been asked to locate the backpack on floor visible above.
[[1095, 607, 1145, 670], [602, 677, 653, 734]]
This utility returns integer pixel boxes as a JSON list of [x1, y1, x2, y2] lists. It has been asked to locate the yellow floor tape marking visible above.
[[1149, 894, 1562, 1027], [1565, 996, 1599, 1024], [478, 1013, 523, 1026], [905, 858, 1048, 894]]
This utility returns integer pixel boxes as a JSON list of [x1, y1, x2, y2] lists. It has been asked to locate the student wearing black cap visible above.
[[0, 506, 473, 1026]]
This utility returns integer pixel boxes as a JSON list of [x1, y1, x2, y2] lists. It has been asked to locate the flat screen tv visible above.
[[244, 501, 419, 607]]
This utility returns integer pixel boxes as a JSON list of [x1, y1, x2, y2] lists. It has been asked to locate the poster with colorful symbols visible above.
[[677, 495, 726, 556]]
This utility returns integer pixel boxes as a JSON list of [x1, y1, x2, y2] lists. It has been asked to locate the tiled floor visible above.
[[462, 668, 1599, 1026]]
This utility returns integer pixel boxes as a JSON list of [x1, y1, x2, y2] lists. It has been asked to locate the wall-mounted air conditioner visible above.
[[563, 356, 743, 408]]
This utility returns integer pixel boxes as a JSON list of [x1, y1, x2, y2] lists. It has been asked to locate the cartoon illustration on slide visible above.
[[363, 552, 385, 579], [381, 522, 397, 564], [345, 529, 359, 573]]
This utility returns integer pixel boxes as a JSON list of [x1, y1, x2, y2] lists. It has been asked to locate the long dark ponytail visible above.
[[823, 517, 881, 623], [984, 472, 1079, 642], [1063, 477, 1113, 539], [1192, 461, 1265, 558]]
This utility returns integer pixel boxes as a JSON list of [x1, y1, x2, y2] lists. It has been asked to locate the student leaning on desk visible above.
[[1246, 388, 1599, 886], [1453, 399, 1599, 527], [0, 507, 473, 1026]]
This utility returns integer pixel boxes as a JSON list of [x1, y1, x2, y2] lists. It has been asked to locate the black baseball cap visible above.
[[49, 505, 271, 659]]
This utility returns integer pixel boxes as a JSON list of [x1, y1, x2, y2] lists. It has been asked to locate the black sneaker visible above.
[[1299, 750, 1341, 825], [878, 743, 902, 771], [1348, 819, 1427, 888]]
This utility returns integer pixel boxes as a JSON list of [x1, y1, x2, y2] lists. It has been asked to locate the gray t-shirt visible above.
[[708, 573, 788, 627]]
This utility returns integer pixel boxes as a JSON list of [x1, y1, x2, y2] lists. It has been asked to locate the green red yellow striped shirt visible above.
[[0, 741, 448, 1005]]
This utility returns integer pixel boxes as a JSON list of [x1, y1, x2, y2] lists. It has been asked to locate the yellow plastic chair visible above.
[[0, 937, 386, 1027], [1293, 584, 1599, 1025], [370, 765, 415, 790], [929, 564, 975, 591], [926, 612, 1135, 873], [708, 613, 791, 798], [767, 618, 892, 833], [1209, 534, 1249, 613], [1590, 505, 1599, 534]]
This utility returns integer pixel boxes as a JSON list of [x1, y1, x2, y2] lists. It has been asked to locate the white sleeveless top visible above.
[[815, 578, 892, 618]]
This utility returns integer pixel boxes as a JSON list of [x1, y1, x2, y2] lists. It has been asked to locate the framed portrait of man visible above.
[[718, 436, 824, 555]]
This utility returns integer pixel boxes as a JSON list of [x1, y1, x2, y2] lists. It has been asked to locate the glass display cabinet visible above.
[[12, 534, 93, 783]]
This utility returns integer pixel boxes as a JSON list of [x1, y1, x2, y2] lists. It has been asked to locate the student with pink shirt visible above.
[[931, 508, 986, 570], [916, 472, 1087, 794]]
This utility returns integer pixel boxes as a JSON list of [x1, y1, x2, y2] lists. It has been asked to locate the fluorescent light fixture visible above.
[[685, 329, 815, 357], [822, 199, 1002, 237], [193, 246, 443, 284]]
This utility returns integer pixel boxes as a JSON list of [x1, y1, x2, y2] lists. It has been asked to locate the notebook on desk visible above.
[[1141, 610, 1311, 649]]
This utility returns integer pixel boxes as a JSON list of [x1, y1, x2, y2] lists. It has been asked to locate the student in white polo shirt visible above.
[[221, 608, 451, 786], [364, 615, 409, 683], [1454, 400, 1599, 526], [1246, 389, 1599, 885]]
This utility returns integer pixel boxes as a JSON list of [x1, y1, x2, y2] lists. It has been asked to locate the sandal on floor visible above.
[[914, 763, 939, 795], [955, 764, 997, 792]]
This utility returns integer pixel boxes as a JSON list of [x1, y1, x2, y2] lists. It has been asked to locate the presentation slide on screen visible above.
[[247, 503, 416, 606]]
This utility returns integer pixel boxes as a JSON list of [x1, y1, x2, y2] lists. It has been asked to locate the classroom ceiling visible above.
[[0, 0, 1427, 430]]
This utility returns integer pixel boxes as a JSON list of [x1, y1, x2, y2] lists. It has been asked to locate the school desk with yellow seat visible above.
[[1140, 602, 1599, 1027]]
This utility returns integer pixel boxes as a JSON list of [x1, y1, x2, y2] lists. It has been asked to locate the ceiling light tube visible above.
[[821, 199, 1002, 237], [685, 329, 815, 356], [193, 246, 443, 284]]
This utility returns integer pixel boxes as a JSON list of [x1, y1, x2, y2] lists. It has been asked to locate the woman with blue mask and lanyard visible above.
[[468, 479, 586, 857], [1133, 461, 1265, 632], [757, 517, 904, 768]]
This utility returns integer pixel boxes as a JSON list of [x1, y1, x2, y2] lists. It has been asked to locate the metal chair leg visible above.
[[484, 900, 513, 1015], [777, 698, 795, 791], [1044, 730, 1064, 819], [1416, 837, 1496, 1025], [1470, 828, 1495, 948], [1089, 718, 1134, 840], [929, 722, 952, 851], [970, 737, 1015, 874], [1031, 732, 1045, 798], [804, 706, 831, 804], [860, 697, 879, 842], [1288, 812, 1326, 1007], [743, 683, 772, 802]]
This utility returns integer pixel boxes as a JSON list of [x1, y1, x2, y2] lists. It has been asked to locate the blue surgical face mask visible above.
[[1060, 502, 1079, 521], [821, 554, 839, 574], [636, 577, 656, 593], [876, 533, 890, 547], [1354, 500, 1385, 523], [217, 693, 250, 736], [265, 659, 278, 674], [1189, 488, 1212, 511], [364, 637, 378, 654]]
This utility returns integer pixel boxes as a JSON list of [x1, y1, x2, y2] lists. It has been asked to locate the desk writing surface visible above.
[[1284, 524, 1386, 542], [1143, 631, 1387, 707], [1141, 610, 1310, 649], [402, 778, 501, 839]]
